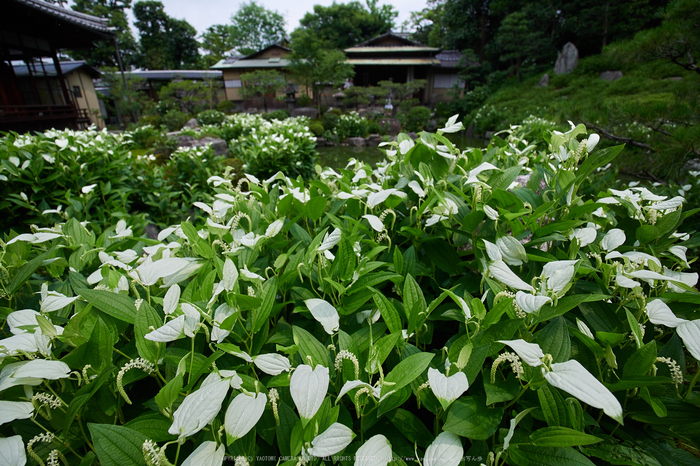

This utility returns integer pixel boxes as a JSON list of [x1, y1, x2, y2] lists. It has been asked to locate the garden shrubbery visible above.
[[1, 116, 700, 466]]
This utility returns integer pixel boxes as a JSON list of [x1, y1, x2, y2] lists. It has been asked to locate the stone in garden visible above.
[[365, 134, 383, 146], [167, 131, 181, 138], [485, 131, 494, 139], [177, 135, 196, 147], [359, 107, 385, 118], [184, 118, 199, 128], [198, 137, 229, 156], [315, 137, 326, 147], [145, 224, 159, 240], [599, 71, 623, 81], [380, 118, 401, 135], [407, 132, 418, 140], [554, 42, 578, 75], [538, 74, 549, 87], [292, 107, 319, 119], [664, 76, 682, 81], [346, 137, 366, 147]]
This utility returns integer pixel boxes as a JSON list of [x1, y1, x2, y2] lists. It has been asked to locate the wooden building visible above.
[[0, 0, 115, 132]]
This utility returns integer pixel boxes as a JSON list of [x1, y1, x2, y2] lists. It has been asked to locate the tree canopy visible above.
[[133, 0, 200, 70], [291, 0, 397, 51]]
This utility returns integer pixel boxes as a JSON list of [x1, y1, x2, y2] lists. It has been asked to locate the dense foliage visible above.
[[1, 116, 700, 465]]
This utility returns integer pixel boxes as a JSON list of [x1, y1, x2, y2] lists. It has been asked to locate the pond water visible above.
[[316, 134, 488, 169]]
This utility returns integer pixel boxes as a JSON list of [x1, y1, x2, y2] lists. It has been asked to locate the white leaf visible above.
[[503, 408, 536, 451], [408, 180, 426, 197], [677, 320, 700, 360], [181, 441, 225, 466], [616, 274, 641, 289], [515, 292, 551, 314], [41, 293, 79, 313], [219, 370, 243, 389], [607, 251, 661, 267], [544, 359, 623, 424], [428, 368, 469, 409], [337, 380, 378, 401], [498, 339, 544, 367], [484, 205, 500, 220], [193, 202, 213, 214], [649, 196, 684, 210], [145, 315, 185, 342], [363, 214, 384, 232], [224, 392, 267, 441], [0, 334, 39, 358], [576, 318, 594, 339], [483, 240, 502, 262], [222, 258, 238, 292], [135, 257, 193, 286], [570, 227, 597, 247], [169, 378, 229, 441], [399, 138, 414, 154], [163, 284, 181, 315], [601, 229, 625, 252], [211, 304, 237, 343], [366, 189, 406, 209], [423, 432, 463, 466], [307, 422, 354, 457], [305, 298, 340, 334], [646, 300, 687, 328], [0, 435, 27, 466], [489, 260, 533, 291], [586, 133, 600, 152], [318, 229, 342, 252], [7, 309, 40, 334], [182, 303, 201, 337], [497, 236, 528, 266], [0, 401, 33, 426], [668, 245, 689, 267], [253, 353, 291, 375], [0, 362, 43, 392], [354, 434, 392, 466], [240, 265, 264, 282], [664, 267, 698, 292], [265, 219, 284, 237], [290, 364, 329, 421], [12, 359, 70, 380]]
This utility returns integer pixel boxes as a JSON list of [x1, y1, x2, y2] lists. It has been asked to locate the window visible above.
[[72, 85, 82, 98], [433, 74, 465, 89], [225, 79, 242, 88]]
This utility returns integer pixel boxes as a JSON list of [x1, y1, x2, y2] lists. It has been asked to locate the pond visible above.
[[316, 134, 488, 169]]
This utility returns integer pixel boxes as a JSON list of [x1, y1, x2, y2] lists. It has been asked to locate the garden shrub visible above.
[[400, 106, 432, 132], [307, 120, 325, 137], [263, 109, 291, 121], [162, 109, 190, 132], [197, 110, 227, 127], [2, 116, 700, 466], [216, 99, 236, 114], [321, 109, 341, 134], [334, 111, 368, 140], [296, 93, 313, 107]]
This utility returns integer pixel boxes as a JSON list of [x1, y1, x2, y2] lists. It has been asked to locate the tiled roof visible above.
[[9, 0, 113, 36]]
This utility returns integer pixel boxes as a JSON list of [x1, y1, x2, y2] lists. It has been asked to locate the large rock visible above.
[[183, 118, 199, 128], [292, 107, 319, 119], [600, 70, 623, 81], [359, 107, 385, 118], [554, 42, 579, 75], [346, 137, 366, 147], [537, 74, 550, 87], [365, 134, 383, 146], [176, 135, 229, 156]]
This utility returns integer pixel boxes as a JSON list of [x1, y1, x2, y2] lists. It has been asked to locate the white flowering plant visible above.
[[1, 115, 699, 466]]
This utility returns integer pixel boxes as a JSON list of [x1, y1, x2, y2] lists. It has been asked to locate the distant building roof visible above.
[[211, 44, 293, 70], [125, 70, 223, 80], [2, 0, 115, 53], [435, 50, 463, 68], [352, 31, 427, 48], [13, 60, 101, 78]]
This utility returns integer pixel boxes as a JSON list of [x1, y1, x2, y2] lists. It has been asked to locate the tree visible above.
[[229, 1, 287, 56], [133, 1, 200, 70], [292, 0, 397, 50], [69, 0, 137, 67], [239, 70, 286, 112], [158, 80, 216, 115], [200, 24, 236, 68], [404, 0, 447, 48], [495, 10, 546, 81], [289, 47, 354, 112]]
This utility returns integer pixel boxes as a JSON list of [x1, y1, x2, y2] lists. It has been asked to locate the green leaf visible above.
[[538, 385, 569, 427], [443, 396, 504, 440], [404, 273, 427, 334], [536, 294, 611, 323], [536, 317, 570, 363], [382, 351, 433, 396], [79, 288, 137, 324], [134, 301, 163, 364], [293, 325, 330, 368], [254, 276, 277, 333], [576, 144, 625, 182], [373, 291, 402, 334], [8, 251, 49, 295], [387, 408, 433, 448], [88, 423, 148, 466], [346, 272, 402, 295], [530, 426, 603, 447], [334, 237, 356, 282], [509, 445, 596, 466], [636, 225, 659, 245], [623, 341, 657, 378], [305, 195, 326, 222], [366, 332, 401, 375], [484, 374, 520, 405], [155, 373, 183, 412], [180, 220, 213, 259], [124, 413, 176, 442]]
